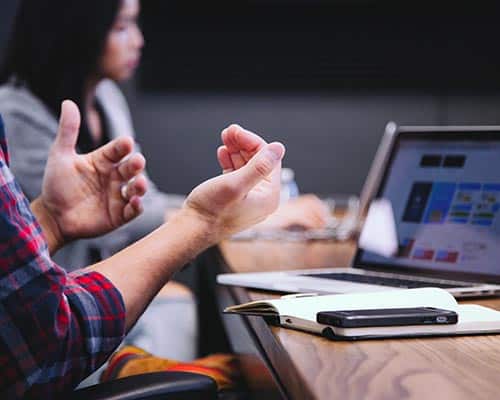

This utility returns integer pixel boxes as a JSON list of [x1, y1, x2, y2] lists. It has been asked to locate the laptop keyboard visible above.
[[302, 272, 471, 289]]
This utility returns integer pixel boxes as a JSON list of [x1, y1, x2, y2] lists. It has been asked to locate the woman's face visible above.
[[99, 0, 144, 82]]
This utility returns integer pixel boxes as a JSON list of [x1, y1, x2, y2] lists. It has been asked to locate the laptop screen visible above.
[[358, 130, 500, 282]]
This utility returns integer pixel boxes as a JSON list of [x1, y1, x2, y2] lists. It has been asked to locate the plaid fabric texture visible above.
[[0, 116, 126, 398]]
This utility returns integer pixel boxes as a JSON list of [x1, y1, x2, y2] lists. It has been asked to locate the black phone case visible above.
[[317, 308, 458, 328]]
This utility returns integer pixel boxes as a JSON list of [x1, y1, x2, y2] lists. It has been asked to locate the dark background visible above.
[[3, 0, 500, 197]]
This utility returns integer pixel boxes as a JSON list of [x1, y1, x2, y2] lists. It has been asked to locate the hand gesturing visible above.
[[184, 124, 285, 242], [40, 100, 147, 243]]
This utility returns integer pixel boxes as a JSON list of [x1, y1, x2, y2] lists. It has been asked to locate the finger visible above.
[[221, 124, 266, 154], [239, 149, 255, 163], [222, 124, 269, 170], [124, 174, 148, 199], [217, 146, 234, 173], [94, 136, 135, 168], [117, 153, 146, 181], [229, 151, 246, 171], [123, 196, 144, 222], [53, 100, 81, 152], [229, 142, 285, 193]]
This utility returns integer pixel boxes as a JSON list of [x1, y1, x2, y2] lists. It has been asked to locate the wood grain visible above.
[[219, 239, 500, 400]]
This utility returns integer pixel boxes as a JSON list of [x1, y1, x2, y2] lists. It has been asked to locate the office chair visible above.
[[72, 371, 217, 400]]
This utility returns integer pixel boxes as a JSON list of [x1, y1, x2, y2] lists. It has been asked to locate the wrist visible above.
[[31, 197, 65, 254], [168, 206, 218, 248]]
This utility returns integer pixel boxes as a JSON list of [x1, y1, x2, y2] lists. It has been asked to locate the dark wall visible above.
[[139, 2, 500, 92], [0, 0, 17, 63]]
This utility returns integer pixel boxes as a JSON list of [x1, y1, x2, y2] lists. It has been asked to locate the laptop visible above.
[[217, 122, 500, 298]]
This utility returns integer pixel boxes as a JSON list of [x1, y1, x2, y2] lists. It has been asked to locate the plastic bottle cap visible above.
[[281, 167, 295, 183]]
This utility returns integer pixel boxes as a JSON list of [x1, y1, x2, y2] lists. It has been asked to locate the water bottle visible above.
[[280, 167, 299, 203]]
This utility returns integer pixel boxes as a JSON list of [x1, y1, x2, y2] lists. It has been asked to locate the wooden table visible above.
[[216, 239, 500, 400]]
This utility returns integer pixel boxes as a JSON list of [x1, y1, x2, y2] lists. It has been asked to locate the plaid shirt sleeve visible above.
[[0, 116, 126, 398]]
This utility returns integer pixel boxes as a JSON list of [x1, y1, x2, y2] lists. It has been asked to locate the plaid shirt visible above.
[[0, 116, 126, 398]]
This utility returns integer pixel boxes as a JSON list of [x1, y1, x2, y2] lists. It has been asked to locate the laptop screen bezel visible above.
[[352, 126, 500, 284]]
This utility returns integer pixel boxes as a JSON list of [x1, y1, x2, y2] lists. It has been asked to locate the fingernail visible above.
[[58, 101, 66, 122], [265, 143, 285, 161]]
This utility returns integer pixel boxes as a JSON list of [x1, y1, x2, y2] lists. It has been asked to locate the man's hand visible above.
[[182, 124, 285, 244], [33, 100, 147, 252]]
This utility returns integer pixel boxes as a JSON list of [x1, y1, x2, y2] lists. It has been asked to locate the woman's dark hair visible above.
[[0, 0, 121, 152]]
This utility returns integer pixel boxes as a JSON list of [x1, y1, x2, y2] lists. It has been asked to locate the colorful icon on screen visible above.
[[412, 248, 435, 261], [435, 250, 459, 263]]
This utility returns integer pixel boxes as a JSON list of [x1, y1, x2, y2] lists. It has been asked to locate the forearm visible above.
[[31, 197, 65, 254], [88, 208, 213, 330]]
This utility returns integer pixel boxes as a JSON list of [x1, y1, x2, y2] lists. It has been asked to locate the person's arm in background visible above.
[[255, 194, 332, 230]]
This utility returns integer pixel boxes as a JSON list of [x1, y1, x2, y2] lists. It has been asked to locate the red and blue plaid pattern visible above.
[[0, 116, 126, 398]]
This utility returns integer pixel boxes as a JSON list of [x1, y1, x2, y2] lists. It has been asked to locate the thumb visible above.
[[229, 142, 285, 193], [53, 100, 81, 152]]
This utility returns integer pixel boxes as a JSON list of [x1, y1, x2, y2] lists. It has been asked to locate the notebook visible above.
[[218, 123, 500, 298], [224, 288, 500, 340]]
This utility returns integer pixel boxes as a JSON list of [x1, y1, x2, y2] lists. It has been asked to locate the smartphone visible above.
[[316, 307, 458, 328]]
